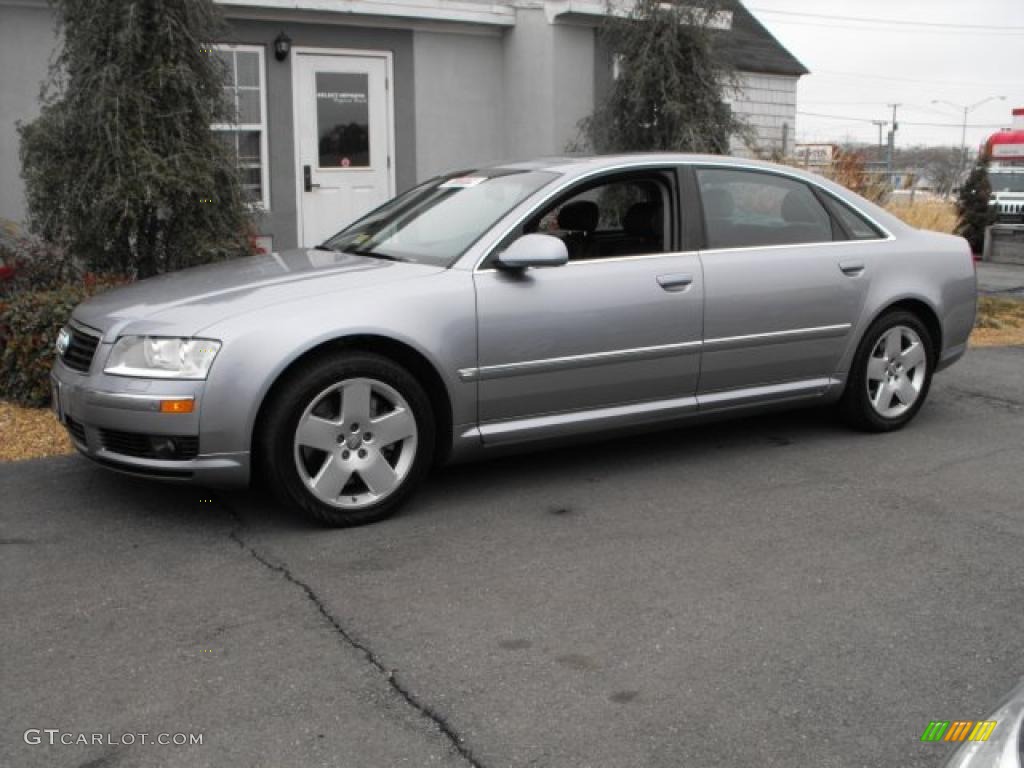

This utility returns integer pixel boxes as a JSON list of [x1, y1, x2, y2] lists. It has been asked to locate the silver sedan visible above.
[[51, 154, 977, 526]]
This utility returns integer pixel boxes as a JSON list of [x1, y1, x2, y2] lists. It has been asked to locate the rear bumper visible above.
[[50, 357, 249, 488]]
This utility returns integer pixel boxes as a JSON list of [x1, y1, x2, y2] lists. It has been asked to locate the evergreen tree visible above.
[[19, 0, 255, 278], [577, 0, 747, 154], [955, 155, 996, 255]]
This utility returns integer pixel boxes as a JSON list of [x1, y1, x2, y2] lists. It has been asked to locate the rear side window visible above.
[[697, 168, 834, 249], [828, 197, 886, 240]]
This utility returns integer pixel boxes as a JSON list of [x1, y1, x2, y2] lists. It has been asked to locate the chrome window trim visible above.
[[459, 323, 851, 381], [470, 159, 896, 273], [475, 248, 701, 273], [699, 239, 888, 256]]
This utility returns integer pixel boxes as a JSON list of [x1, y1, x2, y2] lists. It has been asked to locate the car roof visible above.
[[487, 153, 806, 176]]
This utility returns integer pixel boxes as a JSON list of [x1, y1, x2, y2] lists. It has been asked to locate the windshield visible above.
[[323, 170, 559, 266], [990, 173, 1024, 193]]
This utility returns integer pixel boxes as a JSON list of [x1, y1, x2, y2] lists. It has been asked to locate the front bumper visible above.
[[51, 351, 249, 488]]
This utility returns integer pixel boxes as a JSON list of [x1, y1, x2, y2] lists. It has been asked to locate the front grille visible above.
[[98, 429, 199, 461], [61, 327, 100, 373], [64, 416, 87, 445]]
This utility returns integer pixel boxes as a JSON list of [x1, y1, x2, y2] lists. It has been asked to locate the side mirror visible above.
[[496, 233, 569, 270]]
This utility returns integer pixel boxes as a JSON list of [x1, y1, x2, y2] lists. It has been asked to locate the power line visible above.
[[748, 8, 1024, 32], [812, 70, 1024, 88], [797, 111, 1009, 129], [758, 18, 1024, 36]]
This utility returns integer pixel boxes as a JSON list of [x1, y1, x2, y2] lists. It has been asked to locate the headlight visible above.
[[104, 337, 222, 379]]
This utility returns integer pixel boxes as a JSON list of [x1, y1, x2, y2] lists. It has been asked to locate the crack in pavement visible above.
[[221, 504, 486, 768], [943, 385, 1023, 411]]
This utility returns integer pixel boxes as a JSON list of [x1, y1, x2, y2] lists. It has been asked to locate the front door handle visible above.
[[657, 273, 694, 292], [839, 260, 865, 276], [303, 165, 320, 193]]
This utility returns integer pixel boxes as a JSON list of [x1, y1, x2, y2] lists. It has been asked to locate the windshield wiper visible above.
[[341, 246, 407, 262]]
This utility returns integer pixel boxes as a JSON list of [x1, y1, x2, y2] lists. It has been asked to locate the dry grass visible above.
[[884, 199, 958, 235], [0, 400, 72, 461], [971, 296, 1024, 347]]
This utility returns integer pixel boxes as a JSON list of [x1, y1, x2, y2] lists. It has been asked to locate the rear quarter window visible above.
[[827, 197, 887, 240]]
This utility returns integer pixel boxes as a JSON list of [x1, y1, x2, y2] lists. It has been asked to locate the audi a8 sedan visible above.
[[51, 154, 977, 526]]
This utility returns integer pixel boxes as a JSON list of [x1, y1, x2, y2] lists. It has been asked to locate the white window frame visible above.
[[210, 43, 271, 210]]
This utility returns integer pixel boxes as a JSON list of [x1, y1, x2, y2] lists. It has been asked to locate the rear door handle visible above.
[[839, 260, 865, 276], [657, 273, 694, 292]]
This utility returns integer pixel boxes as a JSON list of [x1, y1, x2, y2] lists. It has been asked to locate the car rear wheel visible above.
[[260, 353, 435, 527], [840, 310, 934, 432]]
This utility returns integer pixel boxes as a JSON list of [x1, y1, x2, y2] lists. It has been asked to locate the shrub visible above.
[[575, 0, 746, 154], [956, 158, 996, 255], [0, 222, 81, 297], [0, 277, 124, 406], [828, 150, 889, 204], [18, 0, 257, 278]]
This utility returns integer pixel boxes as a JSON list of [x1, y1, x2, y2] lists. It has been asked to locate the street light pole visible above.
[[932, 95, 1006, 182]]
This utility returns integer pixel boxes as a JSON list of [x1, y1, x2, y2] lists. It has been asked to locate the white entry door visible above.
[[294, 50, 394, 247]]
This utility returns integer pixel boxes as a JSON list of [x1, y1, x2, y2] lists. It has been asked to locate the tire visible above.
[[259, 352, 435, 527], [840, 310, 935, 433]]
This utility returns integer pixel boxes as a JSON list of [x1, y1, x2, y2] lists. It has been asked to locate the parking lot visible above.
[[2, 346, 1023, 768]]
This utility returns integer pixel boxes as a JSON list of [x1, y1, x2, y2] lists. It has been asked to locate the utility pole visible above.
[[886, 103, 900, 188]]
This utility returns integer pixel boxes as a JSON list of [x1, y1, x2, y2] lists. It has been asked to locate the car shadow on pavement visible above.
[[208, 404, 853, 532]]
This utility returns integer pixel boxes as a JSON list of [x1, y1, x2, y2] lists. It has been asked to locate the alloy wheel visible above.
[[865, 325, 928, 419], [293, 377, 418, 509]]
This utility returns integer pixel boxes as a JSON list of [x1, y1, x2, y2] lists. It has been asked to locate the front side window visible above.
[[697, 168, 834, 249], [212, 45, 269, 208], [505, 175, 672, 262], [324, 170, 558, 267]]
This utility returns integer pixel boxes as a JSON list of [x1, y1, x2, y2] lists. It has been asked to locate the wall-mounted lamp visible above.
[[273, 32, 292, 62]]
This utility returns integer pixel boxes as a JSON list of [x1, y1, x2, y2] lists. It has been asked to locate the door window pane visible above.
[[697, 168, 834, 249], [316, 72, 370, 168], [526, 177, 670, 260]]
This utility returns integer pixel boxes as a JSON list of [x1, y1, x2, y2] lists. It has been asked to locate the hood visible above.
[[73, 249, 445, 340]]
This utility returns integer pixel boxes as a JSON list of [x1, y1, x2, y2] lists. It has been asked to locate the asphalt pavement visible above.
[[976, 261, 1024, 298], [2, 347, 1023, 768]]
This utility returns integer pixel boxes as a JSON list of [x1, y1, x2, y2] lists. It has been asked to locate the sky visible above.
[[743, 0, 1024, 151]]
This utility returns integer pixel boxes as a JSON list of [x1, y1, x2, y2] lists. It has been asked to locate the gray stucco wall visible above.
[[412, 30, 505, 179], [0, 3, 56, 225], [550, 22, 595, 154], [222, 19, 415, 250], [502, 9, 595, 160]]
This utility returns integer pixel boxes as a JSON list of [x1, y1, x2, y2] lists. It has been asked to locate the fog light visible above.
[[160, 399, 194, 414], [150, 437, 178, 459]]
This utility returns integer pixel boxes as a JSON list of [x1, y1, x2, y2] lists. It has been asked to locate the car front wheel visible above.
[[840, 310, 935, 432], [260, 353, 435, 527]]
